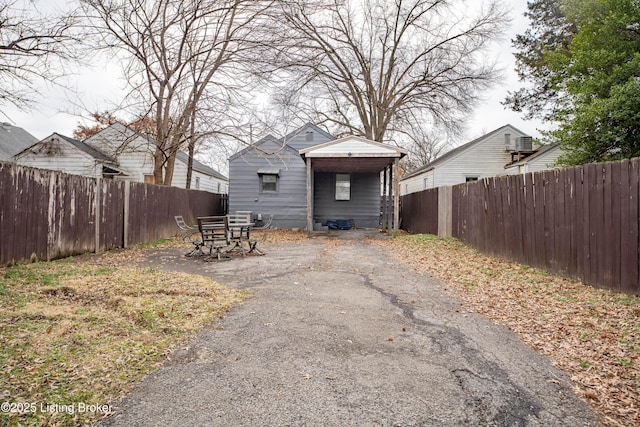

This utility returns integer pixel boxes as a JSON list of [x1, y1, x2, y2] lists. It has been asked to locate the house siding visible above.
[[313, 172, 381, 228], [172, 161, 228, 193], [15, 137, 102, 177], [504, 145, 564, 176], [401, 126, 528, 194], [228, 125, 334, 228], [85, 124, 227, 192]]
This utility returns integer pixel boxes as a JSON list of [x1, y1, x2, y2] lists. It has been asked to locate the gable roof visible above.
[[229, 122, 335, 161], [57, 133, 115, 162], [14, 132, 116, 163], [0, 122, 38, 160], [403, 124, 528, 179], [300, 135, 407, 173], [300, 135, 407, 157]]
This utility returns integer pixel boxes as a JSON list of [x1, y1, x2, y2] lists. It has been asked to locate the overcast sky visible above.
[[1, 0, 548, 149]]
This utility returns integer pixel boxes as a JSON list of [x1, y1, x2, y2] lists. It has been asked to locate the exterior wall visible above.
[[15, 138, 101, 177], [504, 146, 564, 176], [401, 126, 528, 195], [86, 124, 227, 193], [228, 125, 334, 229], [85, 124, 155, 182], [229, 139, 309, 228], [313, 172, 381, 228], [172, 161, 228, 193], [402, 169, 434, 195], [525, 147, 564, 174], [432, 129, 523, 187]]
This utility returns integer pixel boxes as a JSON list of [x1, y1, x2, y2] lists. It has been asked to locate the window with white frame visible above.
[[260, 174, 278, 193]]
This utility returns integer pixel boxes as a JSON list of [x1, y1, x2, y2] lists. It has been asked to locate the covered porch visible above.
[[299, 136, 407, 235]]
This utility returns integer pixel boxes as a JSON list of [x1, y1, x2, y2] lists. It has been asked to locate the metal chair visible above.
[[248, 214, 273, 255], [197, 216, 231, 261], [175, 215, 203, 257]]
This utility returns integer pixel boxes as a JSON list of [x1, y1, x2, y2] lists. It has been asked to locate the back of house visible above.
[[228, 123, 334, 229]]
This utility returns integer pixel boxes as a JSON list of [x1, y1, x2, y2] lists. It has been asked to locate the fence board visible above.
[[622, 160, 640, 293], [523, 174, 535, 263], [0, 162, 225, 265], [402, 157, 640, 295]]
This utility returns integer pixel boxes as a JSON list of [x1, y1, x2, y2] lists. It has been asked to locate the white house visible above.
[[14, 123, 228, 193], [401, 124, 535, 195], [84, 123, 228, 193], [0, 122, 38, 162], [14, 133, 123, 177], [503, 143, 564, 175]]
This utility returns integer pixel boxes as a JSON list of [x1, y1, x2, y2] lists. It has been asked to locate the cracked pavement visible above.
[[100, 232, 597, 426]]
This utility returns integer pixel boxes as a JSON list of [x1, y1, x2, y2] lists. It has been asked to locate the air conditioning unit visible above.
[[515, 136, 533, 151]]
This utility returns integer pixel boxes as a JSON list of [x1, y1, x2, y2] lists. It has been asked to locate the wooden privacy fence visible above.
[[0, 162, 227, 265], [400, 158, 640, 294], [400, 188, 439, 235]]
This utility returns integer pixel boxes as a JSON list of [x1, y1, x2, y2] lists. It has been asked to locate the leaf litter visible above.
[[374, 234, 639, 427]]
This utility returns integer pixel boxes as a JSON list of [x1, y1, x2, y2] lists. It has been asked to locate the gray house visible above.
[[229, 123, 406, 232]]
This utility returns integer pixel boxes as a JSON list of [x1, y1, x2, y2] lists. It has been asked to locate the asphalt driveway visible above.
[[100, 232, 597, 426]]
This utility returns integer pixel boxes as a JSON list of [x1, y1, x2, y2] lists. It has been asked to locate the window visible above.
[[260, 174, 278, 193], [465, 176, 479, 182], [335, 173, 351, 200], [144, 174, 154, 184], [195, 176, 200, 190]]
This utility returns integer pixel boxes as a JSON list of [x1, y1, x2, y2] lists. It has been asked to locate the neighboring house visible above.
[[15, 123, 228, 194], [14, 133, 123, 177], [0, 122, 38, 162], [401, 124, 535, 195], [504, 143, 564, 175], [229, 122, 407, 230], [85, 123, 228, 193]]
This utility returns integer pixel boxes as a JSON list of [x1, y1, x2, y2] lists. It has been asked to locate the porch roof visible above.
[[299, 135, 407, 173]]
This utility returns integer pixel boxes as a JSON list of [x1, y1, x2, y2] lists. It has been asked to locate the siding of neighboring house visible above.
[[85, 123, 228, 192], [84, 123, 155, 182], [401, 125, 530, 194], [14, 134, 103, 177], [228, 123, 334, 228], [313, 172, 381, 228], [505, 144, 564, 175], [172, 157, 228, 193]]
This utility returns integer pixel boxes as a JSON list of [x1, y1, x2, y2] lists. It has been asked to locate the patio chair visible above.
[[248, 214, 273, 256], [175, 215, 204, 257], [198, 216, 231, 261]]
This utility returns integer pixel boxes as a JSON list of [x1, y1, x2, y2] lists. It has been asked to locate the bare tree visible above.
[[0, 0, 80, 110], [266, 0, 508, 167], [81, 0, 275, 185]]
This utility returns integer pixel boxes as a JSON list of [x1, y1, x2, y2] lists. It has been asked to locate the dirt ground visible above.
[[99, 231, 597, 426]]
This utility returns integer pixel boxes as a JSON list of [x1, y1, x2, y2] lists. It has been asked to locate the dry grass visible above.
[[374, 234, 639, 427], [0, 247, 247, 427]]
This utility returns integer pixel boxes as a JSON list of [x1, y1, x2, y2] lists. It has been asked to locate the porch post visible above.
[[306, 158, 313, 236], [382, 167, 388, 230], [387, 164, 393, 230], [393, 158, 400, 235]]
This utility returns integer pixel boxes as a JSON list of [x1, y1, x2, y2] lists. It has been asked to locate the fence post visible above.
[[123, 181, 130, 248], [438, 185, 453, 237], [95, 178, 101, 253]]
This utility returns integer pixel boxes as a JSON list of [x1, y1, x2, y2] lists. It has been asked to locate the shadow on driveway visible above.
[[100, 233, 597, 426]]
